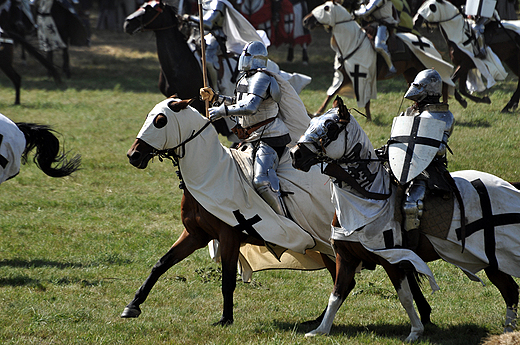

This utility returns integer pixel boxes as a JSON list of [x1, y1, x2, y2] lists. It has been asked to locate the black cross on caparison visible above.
[[412, 37, 431, 51], [0, 134, 9, 169], [390, 116, 443, 183], [455, 179, 520, 268], [233, 210, 263, 240], [349, 64, 367, 102]]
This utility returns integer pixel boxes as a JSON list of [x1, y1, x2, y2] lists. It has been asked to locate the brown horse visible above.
[[415, 0, 520, 112], [121, 97, 433, 326], [303, 1, 452, 120], [291, 96, 520, 341]]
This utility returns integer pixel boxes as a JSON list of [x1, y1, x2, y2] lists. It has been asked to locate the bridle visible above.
[[134, 1, 176, 32]]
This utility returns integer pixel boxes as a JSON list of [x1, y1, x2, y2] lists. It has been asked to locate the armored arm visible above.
[[354, 0, 385, 17], [187, 0, 225, 30]]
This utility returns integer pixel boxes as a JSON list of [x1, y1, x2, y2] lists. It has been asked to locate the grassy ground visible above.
[[1, 9, 520, 345]]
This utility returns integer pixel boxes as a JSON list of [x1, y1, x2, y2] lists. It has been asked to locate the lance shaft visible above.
[[198, 0, 210, 118]]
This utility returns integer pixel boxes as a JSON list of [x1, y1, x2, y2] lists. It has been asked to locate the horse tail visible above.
[[16, 122, 81, 178], [7, 30, 62, 84]]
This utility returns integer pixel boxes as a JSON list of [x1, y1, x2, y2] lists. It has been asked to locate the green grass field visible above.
[[1, 12, 520, 345]]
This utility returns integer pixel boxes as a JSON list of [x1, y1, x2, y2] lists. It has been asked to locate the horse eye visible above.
[[429, 4, 437, 12], [153, 114, 168, 128], [324, 5, 330, 11]]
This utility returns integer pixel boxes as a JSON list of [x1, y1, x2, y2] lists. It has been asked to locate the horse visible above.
[[123, 0, 312, 137], [0, 113, 81, 184], [38, 0, 89, 78], [303, 1, 455, 120], [0, 1, 61, 104], [414, 0, 520, 112], [121, 97, 434, 326], [290, 96, 520, 341], [238, 0, 311, 63]]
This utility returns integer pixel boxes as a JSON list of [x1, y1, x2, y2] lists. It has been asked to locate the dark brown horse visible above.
[[121, 97, 433, 326], [415, 0, 520, 112], [291, 96, 520, 341], [303, 1, 452, 120]]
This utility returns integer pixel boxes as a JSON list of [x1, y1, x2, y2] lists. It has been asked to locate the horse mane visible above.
[[16, 123, 81, 177]]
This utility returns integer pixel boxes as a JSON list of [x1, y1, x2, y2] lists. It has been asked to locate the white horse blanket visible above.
[[415, 1, 507, 92], [137, 99, 336, 281], [0, 113, 26, 184]]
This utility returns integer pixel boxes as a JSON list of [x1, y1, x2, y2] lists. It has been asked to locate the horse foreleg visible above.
[[213, 225, 241, 326], [0, 62, 21, 105], [364, 101, 371, 122], [502, 79, 520, 113], [302, 43, 309, 65], [305, 243, 359, 337], [302, 254, 337, 326], [121, 229, 209, 318], [484, 267, 519, 332], [456, 68, 491, 105], [383, 262, 424, 342]]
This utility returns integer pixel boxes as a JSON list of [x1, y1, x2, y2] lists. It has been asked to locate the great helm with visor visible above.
[[238, 41, 268, 71], [404, 69, 442, 102]]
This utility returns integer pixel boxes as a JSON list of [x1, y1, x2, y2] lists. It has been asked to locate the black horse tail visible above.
[[7, 30, 62, 84], [16, 122, 81, 177]]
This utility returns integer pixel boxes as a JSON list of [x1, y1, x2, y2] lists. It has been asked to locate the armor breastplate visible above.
[[415, 103, 454, 138], [234, 73, 288, 140], [203, 0, 225, 28]]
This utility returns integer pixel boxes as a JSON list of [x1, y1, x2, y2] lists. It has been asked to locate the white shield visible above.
[[388, 116, 446, 184], [465, 0, 497, 18]]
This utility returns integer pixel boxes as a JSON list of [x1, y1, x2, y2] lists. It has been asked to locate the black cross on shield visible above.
[[349, 64, 367, 102]]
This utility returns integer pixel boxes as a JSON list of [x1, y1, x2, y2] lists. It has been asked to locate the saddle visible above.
[[394, 185, 454, 240]]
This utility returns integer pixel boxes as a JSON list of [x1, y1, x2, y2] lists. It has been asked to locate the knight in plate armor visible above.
[[354, 0, 400, 75], [200, 41, 290, 216], [185, 0, 228, 91], [389, 69, 454, 251], [465, 0, 498, 58]]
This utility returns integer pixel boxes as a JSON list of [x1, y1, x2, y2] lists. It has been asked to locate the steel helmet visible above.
[[238, 41, 268, 72], [404, 69, 442, 102]]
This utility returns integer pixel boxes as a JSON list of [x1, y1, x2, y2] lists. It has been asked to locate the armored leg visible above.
[[253, 143, 288, 217], [471, 17, 489, 59], [375, 25, 396, 75], [205, 35, 221, 91], [402, 179, 427, 251]]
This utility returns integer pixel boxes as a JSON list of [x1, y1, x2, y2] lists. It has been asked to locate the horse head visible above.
[[303, 1, 353, 31], [127, 98, 204, 169], [291, 96, 350, 172], [414, 0, 460, 27], [124, 0, 177, 35]]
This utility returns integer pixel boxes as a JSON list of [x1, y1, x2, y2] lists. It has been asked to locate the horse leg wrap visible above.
[[505, 306, 518, 332]]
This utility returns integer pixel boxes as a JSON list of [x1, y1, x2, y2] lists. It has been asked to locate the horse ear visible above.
[[334, 96, 350, 124], [167, 98, 195, 112]]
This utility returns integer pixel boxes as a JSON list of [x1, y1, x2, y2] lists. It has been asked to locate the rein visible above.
[[154, 120, 212, 162], [424, 11, 462, 25], [137, 4, 176, 32]]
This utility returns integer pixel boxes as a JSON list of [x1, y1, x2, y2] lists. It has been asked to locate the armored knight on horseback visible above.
[[200, 41, 292, 216], [354, 0, 399, 75], [465, 0, 499, 58], [185, 0, 262, 92], [387, 69, 455, 251]]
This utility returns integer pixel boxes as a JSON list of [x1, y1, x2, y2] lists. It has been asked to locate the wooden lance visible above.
[[198, 0, 210, 118]]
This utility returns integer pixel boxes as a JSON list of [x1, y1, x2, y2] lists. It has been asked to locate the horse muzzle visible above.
[[290, 144, 319, 173], [302, 13, 320, 30], [127, 138, 154, 169]]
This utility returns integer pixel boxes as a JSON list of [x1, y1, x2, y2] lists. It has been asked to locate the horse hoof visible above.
[[121, 306, 141, 318], [305, 330, 327, 338], [483, 96, 491, 104], [212, 317, 233, 326]]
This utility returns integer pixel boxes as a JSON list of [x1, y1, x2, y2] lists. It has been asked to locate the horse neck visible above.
[[176, 123, 229, 186], [438, 12, 466, 45], [332, 22, 366, 57]]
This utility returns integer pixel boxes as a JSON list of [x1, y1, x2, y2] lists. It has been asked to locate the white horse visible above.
[[291, 96, 520, 341], [303, 1, 455, 119]]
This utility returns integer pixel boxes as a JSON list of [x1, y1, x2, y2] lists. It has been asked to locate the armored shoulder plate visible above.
[[246, 72, 281, 102]]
